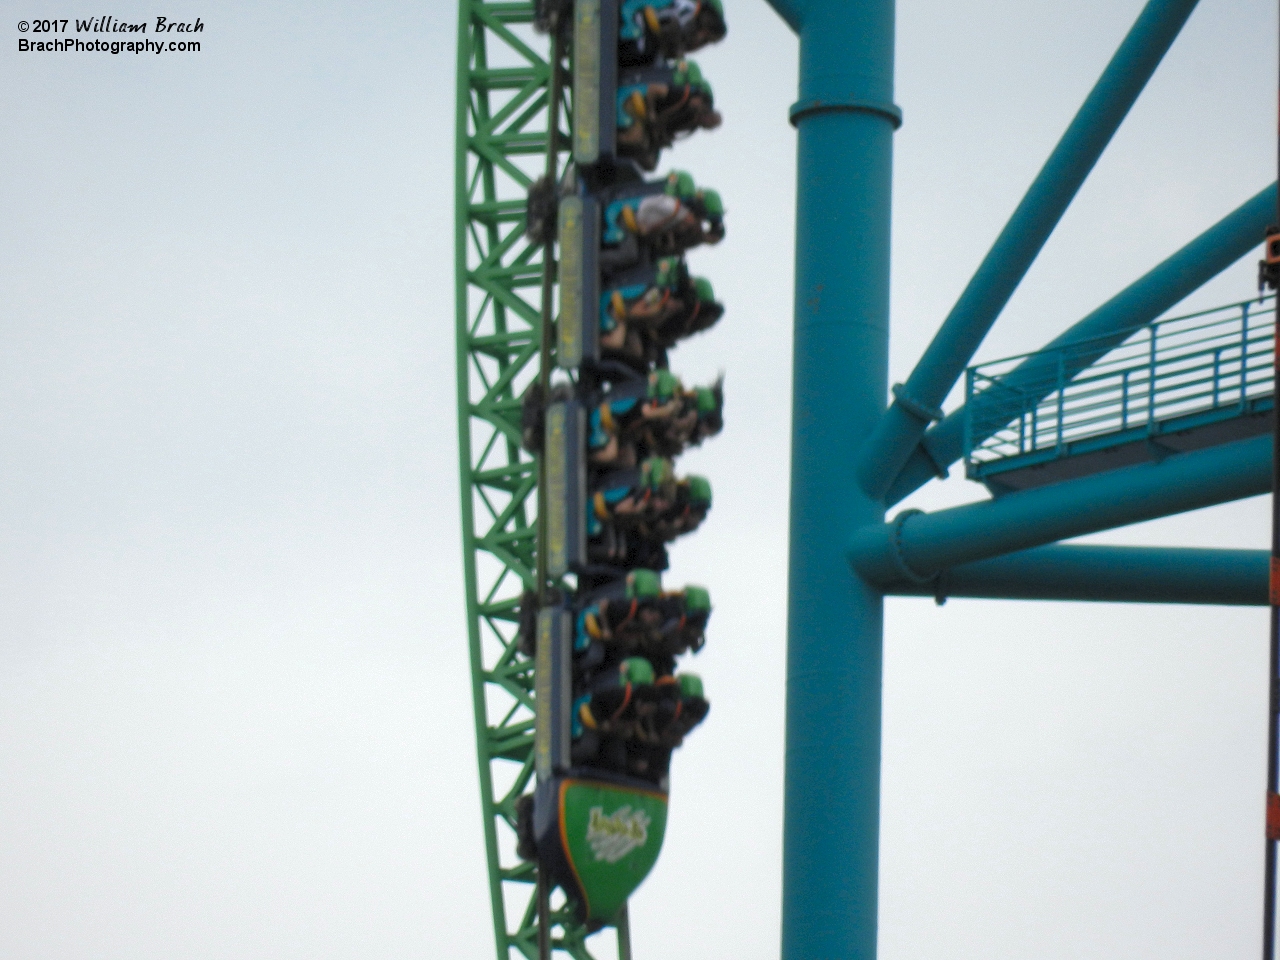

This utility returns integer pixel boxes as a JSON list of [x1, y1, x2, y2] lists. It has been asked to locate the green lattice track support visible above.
[[453, 3, 602, 958]]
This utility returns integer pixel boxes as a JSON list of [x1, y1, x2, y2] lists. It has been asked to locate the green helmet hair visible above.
[[698, 188, 724, 217], [666, 170, 696, 198], [676, 673, 704, 699], [682, 60, 710, 98], [654, 256, 680, 288], [703, 0, 725, 19], [694, 386, 719, 413], [621, 657, 656, 686], [648, 369, 682, 402], [642, 456, 674, 489], [684, 585, 711, 614], [693, 276, 716, 303], [685, 474, 712, 506], [626, 568, 662, 600]]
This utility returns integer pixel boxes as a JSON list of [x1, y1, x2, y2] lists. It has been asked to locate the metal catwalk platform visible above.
[[965, 296, 1276, 493]]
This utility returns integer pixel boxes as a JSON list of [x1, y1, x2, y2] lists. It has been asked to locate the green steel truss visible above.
[[452, 3, 602, 957]]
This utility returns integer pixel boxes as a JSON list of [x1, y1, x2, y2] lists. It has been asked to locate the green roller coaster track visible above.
[[452, 3, 609, 957]]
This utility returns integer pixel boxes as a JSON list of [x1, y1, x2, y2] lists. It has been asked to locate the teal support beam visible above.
[[765, 0, 896, 956], [885, 183, 1278, 506], [851, 435, 1271, 583], [857, 0, 1201, 501], [767, 0, 805, 33], [878, 544, 1267, 606]]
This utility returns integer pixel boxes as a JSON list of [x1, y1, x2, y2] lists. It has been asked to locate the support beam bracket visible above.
[[851, 435, 1271, 583], [889, 383, 943, 424], [879, 544, 1268, 606]]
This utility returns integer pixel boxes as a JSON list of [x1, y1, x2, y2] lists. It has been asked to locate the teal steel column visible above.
[[772, 0, 897, 956]]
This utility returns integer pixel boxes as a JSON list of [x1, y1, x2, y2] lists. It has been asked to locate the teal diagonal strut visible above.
[[857, 0, 1202, 501], [885, 183, 1277, 506], [768, 0, 804, 32]]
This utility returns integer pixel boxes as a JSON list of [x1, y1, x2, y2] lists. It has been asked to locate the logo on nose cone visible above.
[[587, 806, 650, 863]]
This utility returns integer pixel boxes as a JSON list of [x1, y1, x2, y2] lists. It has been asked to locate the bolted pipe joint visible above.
[[792, 0, 899, 133], [847, 508, 931, 588]]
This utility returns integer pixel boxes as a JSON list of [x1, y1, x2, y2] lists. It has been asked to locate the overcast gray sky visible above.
[[1, 1, 1276, 958]]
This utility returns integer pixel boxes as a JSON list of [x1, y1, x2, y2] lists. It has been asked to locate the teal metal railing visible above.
[[964, 295, 1275, 478]]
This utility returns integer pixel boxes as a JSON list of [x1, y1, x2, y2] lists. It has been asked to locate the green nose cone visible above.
[[558, 779, 669, 923]]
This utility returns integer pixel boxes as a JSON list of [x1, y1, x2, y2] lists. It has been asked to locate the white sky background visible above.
[[0, 0, 1275, 957]]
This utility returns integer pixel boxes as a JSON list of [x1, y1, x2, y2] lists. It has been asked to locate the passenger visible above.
[[634, 378, 723, 458], [523, 172, 558, 245], [569, 654, 660, 770], [644, 274, 723, 360], [655, 61, 720, 135], [600, 171, 724, 271], [682, 188, 725, 247], [571, 729, 657, 783], [572, 672, 708, 777], [652, 585, 711, 655], [619, 0, 727, 65], [578, 675, 707, 782], [597, 261, 724, 367], [588, 370, 685, 466], [616, 60, 721, 170], [598, 257, 685, 359], [574, 569, 664, 651], [520, 382, 545, 455], [571, 656, 656, 740], [516, 587, 540, 656], [645, 673, 710, 748], [586, 463, 675, 576], [586, 465, 710, 565], [690, 382, 725, 445], [584, 580, 711, 658], [586, 457, 678, 536], [515, 792, 537, 862], [640, 473, 712, 541]]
